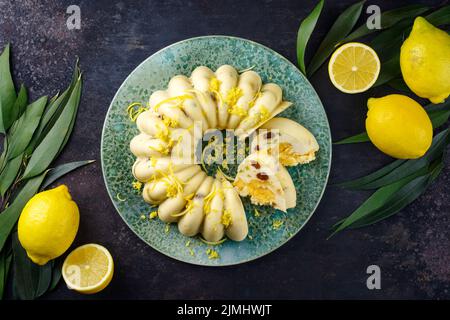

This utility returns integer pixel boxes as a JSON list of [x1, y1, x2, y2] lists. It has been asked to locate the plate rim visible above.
[[101, 35, 332, 266]]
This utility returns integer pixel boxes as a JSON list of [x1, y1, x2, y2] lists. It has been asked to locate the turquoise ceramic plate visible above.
[[101, 36, 331, 266]]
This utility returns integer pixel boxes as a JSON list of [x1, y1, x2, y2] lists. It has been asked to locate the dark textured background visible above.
[[0, 0, 449, 299]]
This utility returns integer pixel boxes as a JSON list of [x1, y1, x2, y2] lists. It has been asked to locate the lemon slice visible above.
[[328, 42, 380, 94], [62, 244, 114, 294]]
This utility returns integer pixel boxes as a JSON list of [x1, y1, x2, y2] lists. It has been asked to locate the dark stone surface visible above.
[[0, 0, 449, 299]]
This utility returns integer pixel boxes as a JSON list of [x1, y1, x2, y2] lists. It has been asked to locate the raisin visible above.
[[257, 172, 269, 180], [251, 161, 261, 169]]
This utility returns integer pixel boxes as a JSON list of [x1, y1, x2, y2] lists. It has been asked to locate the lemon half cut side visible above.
[[62, 243, 114, 294], [328, 42, 381, 94]]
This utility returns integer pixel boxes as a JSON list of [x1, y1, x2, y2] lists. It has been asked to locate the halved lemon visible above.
[[62, 244, 114, 294], [328, 42, 380, 94]]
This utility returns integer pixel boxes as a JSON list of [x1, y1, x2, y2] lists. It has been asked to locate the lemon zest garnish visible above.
[[162, 115, 179, 128], [150, 157, 158, 167], [247, 91, 261, 109], [140, 214, 146, 220], [238, 65, 255, 73], [149, 211, 158, 219], [203, 184, 223, 214], [206, 248, 220, 260], [216, 167, 234, 181], [185, 89, 208, 107], [228, 104, 248, 117], [132, 180, 142, 191], [185, 240, 191, 247], [224, 87, 243, 107], [116, 193, 126, 202], [165, 223, 171, 233], [152, 95, 192, 113], [254, 208, 261, 217], [199, 237, 227, 245], [171, 194, 195, 217], [221, 159, 229, 170], [127, 102, 148, 121], [272, 219, 284, 230], [209, 77, 221, 92], [154, 123, 169, 141], [156, 163, 185, 197], [258, 105, 271, 124], [148, 142, 170, 155], [221, 209, 232, 228]]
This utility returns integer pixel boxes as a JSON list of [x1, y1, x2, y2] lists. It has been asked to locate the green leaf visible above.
[[425, 98, 450, 112], [0, 171, 47, 252], [0, 136, 8, 173], [425, 5, 450, 26], [24, 61, 79, 156], [296, 0, 324, 74], [12, 233, 35, 300], [330, 168, 426, 237], [22, 77, 82, 180], [387, 78, 410, 92], [0, 246, 12, 299], [5, 96, 47, 161], [11, 85, 28, 122], [335, 159, 405, 188], [307, 0, 365, 77], [351, 175, 432, 228], [343, 4, 429, 42], [41, 160, 95, 190], [338, 129, 449, 190], [347, 156, 442, 228], [334, 131, 369, 144], [34, 262, 52, 298], [24, 92, 65, 155], [57, 83, 82, 156], [11, 233, 52, 300], [429, 109, 450, 128], [0, 153, 23, 197], [373, 55, 400, 87], [370, 18, 412, 54], [0, 44, 17, 133], [49, 260, 62, 292]]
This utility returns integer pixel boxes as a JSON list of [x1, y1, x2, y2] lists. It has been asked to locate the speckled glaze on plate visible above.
[[101, 36, 331, 266]]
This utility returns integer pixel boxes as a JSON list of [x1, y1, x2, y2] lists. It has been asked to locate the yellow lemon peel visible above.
[[221, 209, 232, 228]]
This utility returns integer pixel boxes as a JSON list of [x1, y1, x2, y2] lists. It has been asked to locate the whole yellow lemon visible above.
[[366, 94, 432, 159], [400, 17, 450, 104], [18, 185, 79, 265]]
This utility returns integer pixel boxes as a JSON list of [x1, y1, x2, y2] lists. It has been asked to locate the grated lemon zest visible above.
[[272, 219, 284, 230], [116, 193, 126, 202], [228, 104, 248, 117], [224, 87, 243, 106], [171, 194, 196, 217], [206, 248, 220, 260], [199, 237, 227, 245], [127, 102, 148, 121], [209, 77, 221, 92], [238, 65, 255, 73], [132, 180, 142, 191], [221, 209, 232, 227], [152, 95, 192, 113]]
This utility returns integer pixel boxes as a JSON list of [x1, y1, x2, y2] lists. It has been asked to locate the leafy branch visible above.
[[0, 44, 93, 299]]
